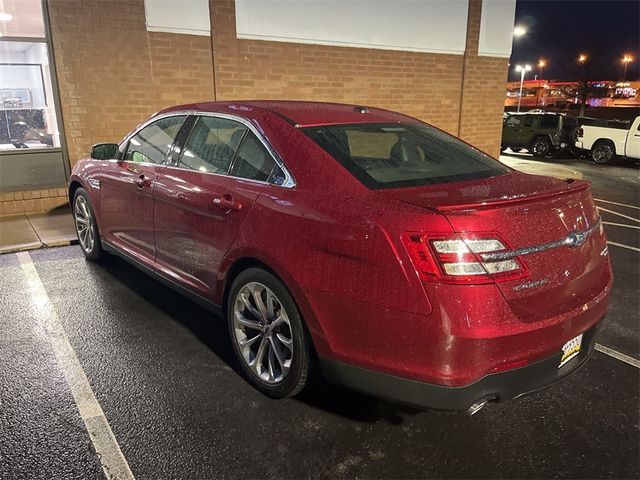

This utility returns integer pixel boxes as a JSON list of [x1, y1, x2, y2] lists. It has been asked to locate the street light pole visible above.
[[578, 54, 587, 116], [536, 59, 546, 108], [622, 55, 632, 81], [515, 64, 532, 113]]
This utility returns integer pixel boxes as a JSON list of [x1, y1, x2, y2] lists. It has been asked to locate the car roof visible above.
[[157, 100, 414, 127]]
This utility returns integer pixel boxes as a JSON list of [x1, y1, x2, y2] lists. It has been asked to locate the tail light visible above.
[[577, 127, 584, 138], [401, 233, 528, 284]]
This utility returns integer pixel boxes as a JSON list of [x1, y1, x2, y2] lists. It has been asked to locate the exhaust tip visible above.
[[466, 397, 494, 416]]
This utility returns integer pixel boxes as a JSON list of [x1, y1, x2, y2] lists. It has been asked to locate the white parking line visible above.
[[607, 241, 640, 253], [594, 198, 640, 210], [595, 344, 640, 369], [17, 251, 135, 480], [603, 221, 640, 230], [596, 206, 640, 224]]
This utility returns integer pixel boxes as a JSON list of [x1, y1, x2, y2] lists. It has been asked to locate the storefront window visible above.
[[0, 0, 61, 151]]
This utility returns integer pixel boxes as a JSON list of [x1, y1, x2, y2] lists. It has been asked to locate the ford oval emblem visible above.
[[567, 231, 587, 248]]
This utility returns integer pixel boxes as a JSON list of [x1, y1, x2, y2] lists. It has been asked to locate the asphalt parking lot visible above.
[[1, 155, 638, 479]]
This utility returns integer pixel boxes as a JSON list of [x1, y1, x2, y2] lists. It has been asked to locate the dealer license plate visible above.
[[559, 334, 583, 368]]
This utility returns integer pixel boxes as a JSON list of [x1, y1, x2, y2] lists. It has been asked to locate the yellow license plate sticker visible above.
[[559, 334, 583, 368]]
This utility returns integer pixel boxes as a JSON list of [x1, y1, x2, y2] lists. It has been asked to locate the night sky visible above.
[[509, 0, 640, 82]]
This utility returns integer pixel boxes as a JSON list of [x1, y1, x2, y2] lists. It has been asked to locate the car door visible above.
[[626, 119, 640, 159], [153, 114, 281, 299], [100, 115, 186, 263], [519, 115, 538, 146]]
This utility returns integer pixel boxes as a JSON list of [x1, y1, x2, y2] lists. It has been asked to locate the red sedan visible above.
[[69, 101, 612, 412]]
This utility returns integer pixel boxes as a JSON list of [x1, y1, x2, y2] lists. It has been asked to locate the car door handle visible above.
[[213, 194, 243, 212], [136, 174, 151, 189]]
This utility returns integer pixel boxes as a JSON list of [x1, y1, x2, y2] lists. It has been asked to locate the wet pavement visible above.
[[1, 156, 638, 479]]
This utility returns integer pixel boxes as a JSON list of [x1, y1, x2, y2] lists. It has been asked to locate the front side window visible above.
[[123, 116, 185, 164], [230, 131, 276, 182], [303, 123, 509, 190], [179, 116, 247, 173], [521, 116, 536, 127]]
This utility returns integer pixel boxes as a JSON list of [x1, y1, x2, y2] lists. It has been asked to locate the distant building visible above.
[[505, 80, 640, 109]]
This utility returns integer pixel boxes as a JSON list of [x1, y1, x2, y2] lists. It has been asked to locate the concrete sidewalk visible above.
[[499, 154, 585, 180], [0, 207, 77, 254]]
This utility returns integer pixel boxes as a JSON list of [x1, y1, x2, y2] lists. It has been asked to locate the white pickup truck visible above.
[[576, 116, 640, 164]]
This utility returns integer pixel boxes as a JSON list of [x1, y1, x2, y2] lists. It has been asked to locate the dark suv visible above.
[[501, 112, 577, 157]]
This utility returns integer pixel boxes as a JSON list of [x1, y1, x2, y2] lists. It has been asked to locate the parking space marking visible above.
[[596, 206, 640, 224], [603, 221, 640, 230], [595, 344, 640, 369], [17, 251, 135, 480], [594, 198, 640, 210], [607, 241, 640, 253]]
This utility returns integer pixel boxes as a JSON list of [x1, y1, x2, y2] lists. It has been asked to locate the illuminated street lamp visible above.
[[538, 59, 546, 77], [515, 64, 532, 112], [513, 25, 527, 37], [622, 55, 633, 81]]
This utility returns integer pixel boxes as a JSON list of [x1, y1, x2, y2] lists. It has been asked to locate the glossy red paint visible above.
[[69, 101, 612, 391]]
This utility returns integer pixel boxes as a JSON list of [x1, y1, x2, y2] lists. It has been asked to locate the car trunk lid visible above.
[[380, 171, 609, 322]]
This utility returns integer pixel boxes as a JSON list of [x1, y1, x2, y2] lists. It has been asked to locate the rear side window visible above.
[[540, 116, 560, 129], [303, 123, 509, 189], [521, 116, 536, 127], [124, 115, 186, 164], [179, 116, 247, 174], [230, 132, 276, 182]]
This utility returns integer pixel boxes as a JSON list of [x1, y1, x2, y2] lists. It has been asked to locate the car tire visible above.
[[227, 267, 311, 398], [73, 187, 103, 262], [591, 141, 615, 164], [510, 147, 522, 153], [531, 137, 551, 157]]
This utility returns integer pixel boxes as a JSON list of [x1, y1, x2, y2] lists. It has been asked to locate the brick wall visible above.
[[48, 0, 156, 165], [0, 188, 68, 216], [47, 0, 215, 165], [210, 0, 464, 136], [458, 0, 509, 158], [148, 32, 215, 110]]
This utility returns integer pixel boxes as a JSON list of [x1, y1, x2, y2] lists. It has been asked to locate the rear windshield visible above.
[[302, 123, 509, 189]]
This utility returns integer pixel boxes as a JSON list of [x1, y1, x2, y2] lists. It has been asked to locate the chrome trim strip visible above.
[[480, 217, 602, 262], [161, 164, 276, 188], [111, 110, 296, 189]]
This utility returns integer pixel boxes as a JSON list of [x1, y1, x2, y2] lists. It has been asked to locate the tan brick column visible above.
[[458, 0, 510, 158]]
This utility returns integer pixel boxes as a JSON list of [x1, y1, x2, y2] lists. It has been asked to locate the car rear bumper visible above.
[[319, 318, 602, 411]]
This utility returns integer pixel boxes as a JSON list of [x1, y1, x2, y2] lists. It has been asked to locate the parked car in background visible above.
[[69, 101, 611, 413], [576, 115, 640, 164], [501, 112, 577, 157]]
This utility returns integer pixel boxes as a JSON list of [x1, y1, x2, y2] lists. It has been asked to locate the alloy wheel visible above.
[[533, 139, 549, 156], [232, 282, 294, 384], [74, 195, 94, 253], [593, 144, 613, 163]]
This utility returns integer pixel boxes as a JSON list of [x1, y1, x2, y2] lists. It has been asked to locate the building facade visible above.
[[0, 0, 516, 215]]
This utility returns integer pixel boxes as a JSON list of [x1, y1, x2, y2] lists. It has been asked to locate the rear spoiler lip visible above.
[[434, 179, 591, 212]]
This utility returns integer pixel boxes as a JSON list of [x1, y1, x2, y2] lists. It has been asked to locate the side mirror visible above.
[[90, 143, 120, 160]]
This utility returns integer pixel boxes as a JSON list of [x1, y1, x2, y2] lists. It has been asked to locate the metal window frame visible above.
[[113, 111, 296, 189]]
